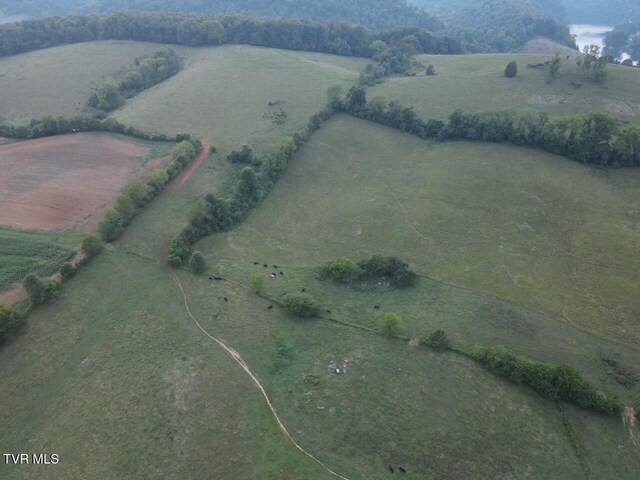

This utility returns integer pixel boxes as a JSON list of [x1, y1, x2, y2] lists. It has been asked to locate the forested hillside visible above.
[[409, 0, 574, 51], [0, 11, 463, 60], [561, 0, 640, 25], [0, 0, 444, 32], [0, 0, 576, 52], [605, 21, 640, 60]]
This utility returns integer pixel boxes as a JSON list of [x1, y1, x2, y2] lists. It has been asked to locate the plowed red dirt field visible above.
[[0, 133, 163, 231]]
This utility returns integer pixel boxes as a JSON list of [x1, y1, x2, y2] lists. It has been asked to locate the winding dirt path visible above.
[[169, 273, 350, 480], [170, 138, 211, 193]]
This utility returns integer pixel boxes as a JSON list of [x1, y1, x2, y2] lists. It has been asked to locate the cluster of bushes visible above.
[[0, 114, 180, 142], [227, 145, 256, 165], [99, 137, 201, 242], [22, 274, 61, 307], [168, 109, 333, 266], [422, 329, 450, 351], [0, 305, 25, 347], [88, 48, 182, 113], [282, 293, 322, 318], [0, 12, 463, 61], [472, 345, 621, 414], [335, 87, 640, 167], [359, 38, 419, 85], [322, 254, 417, 287]]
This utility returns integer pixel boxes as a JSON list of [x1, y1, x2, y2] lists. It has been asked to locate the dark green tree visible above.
[[504, 61, 518, 78], [189, 251, 207, 274], [282, 293, 321, 318], [81, 235, 103, 258]]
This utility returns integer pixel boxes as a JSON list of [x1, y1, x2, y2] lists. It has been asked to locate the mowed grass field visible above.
[[0, 41, 163, 124], [0, 227, 78, 291], [112, 44, 368, 151], [370, 52, 640, 124], [199, 115, 640, 347]]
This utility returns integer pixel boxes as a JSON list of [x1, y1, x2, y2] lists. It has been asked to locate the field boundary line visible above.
[[169, 138, 211, 194], [169, 272, 350, 480]]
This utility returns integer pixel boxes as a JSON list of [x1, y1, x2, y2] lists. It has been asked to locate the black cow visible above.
[[374, 305, 380, 309], [273, 265, 278, 268], [267, 305, 273, 310], [223, 297, 228, 302], [208, 276, 213, 280], [253, 262, 259, 265], [301, 288, 306, 292], [388, 465, 394, 473], [399, 466, 406, 474], [279, 271, 284, 275], [214, 277, 222, 281], [326, 309, 332, 314], [263, 263, 268, 268]]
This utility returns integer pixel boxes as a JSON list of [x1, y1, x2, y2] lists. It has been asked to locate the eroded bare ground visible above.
[[0, 133, 162, 232]]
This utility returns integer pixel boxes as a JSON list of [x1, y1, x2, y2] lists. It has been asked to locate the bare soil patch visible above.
[[0, 133, 160, 231], [169, 138, 211, 193]]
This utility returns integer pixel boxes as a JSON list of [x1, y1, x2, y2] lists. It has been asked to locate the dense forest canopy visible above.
[[605, 21, 640, 60], [409, 0, 566, 22], [0, 0, 577, 52], [409, 0, 574, 51], [0, 0, 444, 32], [0, 11, 463, 60]]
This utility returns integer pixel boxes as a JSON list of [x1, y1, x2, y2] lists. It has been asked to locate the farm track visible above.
[[169, 272, 350, 480], [170, 138, 211, 193]]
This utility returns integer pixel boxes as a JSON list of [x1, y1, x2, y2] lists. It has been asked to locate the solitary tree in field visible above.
[[190, 251, 206, 274], [577, 45, 610, 84], [549, 50, 562, 79], [250, 273, 266, 294], [426, 64, 437, 76], [504, 61, 518, 78], [379, 312, 404, 337]]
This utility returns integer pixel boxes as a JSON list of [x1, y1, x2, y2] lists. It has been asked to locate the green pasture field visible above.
[[0, 227, 78, 291], [370, 52, 640, 125], [1, 41, 639, 480], [198, 115, 640, 347], [0, 41, 163, 125], [2, 239, 638, 479], [112, 44, 368, 151]]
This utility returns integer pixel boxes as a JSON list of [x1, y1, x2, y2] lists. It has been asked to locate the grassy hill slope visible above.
[[0, 41, 163, 125], [112, 44, 367, 151], [200, 115, 640, 347], [371, 52, 640, 124]]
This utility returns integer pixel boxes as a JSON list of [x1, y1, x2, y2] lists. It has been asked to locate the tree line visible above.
[[99, 136, 202, 242], [472, 345, 621, 414], [335, 86, 640, 167], [167, 107, 335, 266], [0, 11, 463, 60], [1, 0, 577, 53], [0, 114, 180, 142], [89, 48, 182, 113]]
